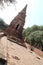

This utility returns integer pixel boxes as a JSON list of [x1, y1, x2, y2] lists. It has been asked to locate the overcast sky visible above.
[[0, 0, 43, 28]]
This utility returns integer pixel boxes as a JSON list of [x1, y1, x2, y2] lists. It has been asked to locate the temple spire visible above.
[[4, 5, 27, 47], [10, 5, 27, 25], [21, 5, 27, 14]]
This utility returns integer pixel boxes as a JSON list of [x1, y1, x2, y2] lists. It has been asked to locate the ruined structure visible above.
[[4, 5, 27, 47], [0, 5, 43, 65]]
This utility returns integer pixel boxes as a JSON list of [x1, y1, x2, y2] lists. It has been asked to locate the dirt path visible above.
[[0, 36, 43, 65]]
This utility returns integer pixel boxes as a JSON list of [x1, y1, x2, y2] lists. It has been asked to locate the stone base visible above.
[[7, 36, 27, 48]]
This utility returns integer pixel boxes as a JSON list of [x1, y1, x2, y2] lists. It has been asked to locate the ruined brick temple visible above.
[[4, 5, 27, 46], [0, 5, 43, 65]]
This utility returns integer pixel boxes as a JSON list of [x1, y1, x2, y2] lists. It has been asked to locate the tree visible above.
[[23, 27, 30, 39], [0, 0, 16, 8], [26, 31, 43, 51], [30, 25, 39, 32], [0, 0, 16, 4], [23, 25, 43, 51], [0, 18, 8, 30], [23, 25, 43, 39]]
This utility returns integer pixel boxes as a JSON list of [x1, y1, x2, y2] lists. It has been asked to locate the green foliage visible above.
[[0, 18, 8, 30], [27, 31, 43, 44], [23, 27, 30, 39], [23, 25, 43, 51], [23, 25, 43, 39]]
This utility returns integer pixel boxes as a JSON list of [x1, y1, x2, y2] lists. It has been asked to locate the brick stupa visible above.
[[4, 5, 27, 47]]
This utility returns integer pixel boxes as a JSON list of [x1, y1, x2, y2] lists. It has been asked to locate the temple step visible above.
[[7, 36, 27, 48]]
